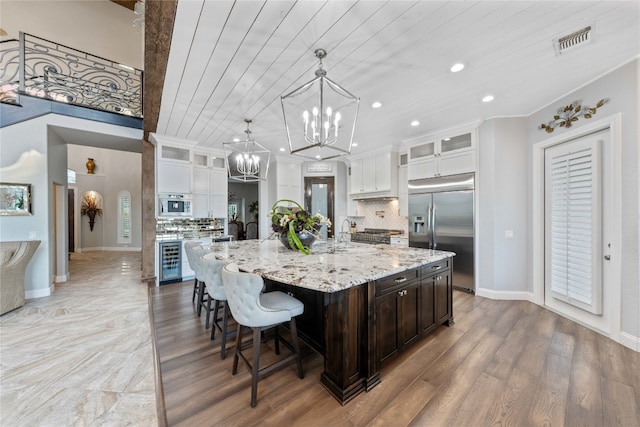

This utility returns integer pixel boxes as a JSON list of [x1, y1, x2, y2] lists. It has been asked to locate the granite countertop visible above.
[[204, 239, 455, 293]]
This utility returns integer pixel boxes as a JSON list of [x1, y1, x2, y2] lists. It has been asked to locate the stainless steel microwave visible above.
[[159, 195, 192, 217]]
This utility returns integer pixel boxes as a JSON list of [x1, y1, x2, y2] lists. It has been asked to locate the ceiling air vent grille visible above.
[[555, 26, 592, 55]]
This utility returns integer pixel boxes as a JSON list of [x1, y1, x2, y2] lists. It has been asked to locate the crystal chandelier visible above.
[[223, 119, 270, 182], [281, 48, 360, 160]]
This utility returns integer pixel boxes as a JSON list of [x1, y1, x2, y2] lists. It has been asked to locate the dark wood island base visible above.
[[266, 257, 454, 405]]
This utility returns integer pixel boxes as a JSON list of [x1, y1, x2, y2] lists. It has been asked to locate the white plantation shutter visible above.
[[118, 191, 132, 244], [545, 137, 602, 314]]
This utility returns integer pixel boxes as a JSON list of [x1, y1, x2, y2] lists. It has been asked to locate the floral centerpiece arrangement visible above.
[[269, 199, 331, 255], [81, 193, 102, 231]]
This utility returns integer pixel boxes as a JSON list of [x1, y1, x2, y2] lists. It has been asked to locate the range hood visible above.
[[351, 195, 398, 201]]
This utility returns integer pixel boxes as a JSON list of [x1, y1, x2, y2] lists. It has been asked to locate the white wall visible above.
[[0, 114, 142, 297], [477, 118, 529, 295], [527, 59, 639, 340], [0, 137, 51, 297], [0, 0, 143, 70]]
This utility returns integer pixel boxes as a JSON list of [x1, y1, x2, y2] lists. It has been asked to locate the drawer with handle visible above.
[[376, 268, 419, 296], [421, 258, 451, 278]]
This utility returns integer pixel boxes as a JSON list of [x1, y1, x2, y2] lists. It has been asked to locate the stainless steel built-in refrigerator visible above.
[[408, 172, 475, 293]]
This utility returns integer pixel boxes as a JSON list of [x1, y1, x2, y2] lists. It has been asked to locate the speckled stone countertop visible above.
[[204, 239, 455, 293]]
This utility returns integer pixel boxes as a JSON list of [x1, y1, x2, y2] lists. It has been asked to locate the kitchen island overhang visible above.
[[209, 239, 455, 404]]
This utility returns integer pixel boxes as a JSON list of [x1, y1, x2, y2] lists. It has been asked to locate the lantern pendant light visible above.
[[281, 48, 360, 160]]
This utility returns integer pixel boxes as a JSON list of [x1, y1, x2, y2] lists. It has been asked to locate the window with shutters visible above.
[[545, 137, 602, 315], [117, 190, 132, 244]]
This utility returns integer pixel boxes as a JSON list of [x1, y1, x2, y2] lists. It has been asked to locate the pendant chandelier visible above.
[[281, 48, 360, 160], [223, 119, 270, 182]]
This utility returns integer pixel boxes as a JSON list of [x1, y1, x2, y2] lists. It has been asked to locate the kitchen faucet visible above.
[[339, 219, 351, 244]]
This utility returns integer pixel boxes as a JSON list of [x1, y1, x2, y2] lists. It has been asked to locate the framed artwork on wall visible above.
[[0, 183, 32, 216]]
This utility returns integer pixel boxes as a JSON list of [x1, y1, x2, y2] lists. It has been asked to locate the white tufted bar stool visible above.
[[184, 242, 209, 316], [200, 254, 233, 358], [222, 263, 304, 408]]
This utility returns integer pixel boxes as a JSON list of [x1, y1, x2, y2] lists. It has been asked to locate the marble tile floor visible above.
[[0, 251, 158, 426]]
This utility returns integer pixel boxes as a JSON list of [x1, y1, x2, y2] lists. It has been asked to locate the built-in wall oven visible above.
[[159, 241, 182, 284]]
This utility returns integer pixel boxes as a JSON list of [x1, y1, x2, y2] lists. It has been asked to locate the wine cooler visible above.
[[159, 241, 182, 284]]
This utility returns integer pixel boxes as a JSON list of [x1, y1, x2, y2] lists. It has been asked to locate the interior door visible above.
[[304, 177, 334, 238], [544, 129, 611, 331]]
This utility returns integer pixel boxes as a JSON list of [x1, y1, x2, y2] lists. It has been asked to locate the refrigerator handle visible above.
[[432, 204, 437, 249]]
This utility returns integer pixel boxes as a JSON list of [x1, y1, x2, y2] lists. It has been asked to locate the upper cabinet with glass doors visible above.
[[407, 128, 477, 181]]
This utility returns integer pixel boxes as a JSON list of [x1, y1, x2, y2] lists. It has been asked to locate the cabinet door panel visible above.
[[210, 168, 228, 195], [192, 194, 209, 218], [434, 271, 452, 324], [420, 278, 436, 335], [350, 160, 363, 193], [210, 195, 227, 218], [362, 156, 376, 192], [192, 167, 209, 194], [158, 162, 191, 193], [408, 158, 437, 180], [376, 292, 399, 364], [400, 284, 419, 348], [374, 152, 391, 191], [438, 150, 475, 176]]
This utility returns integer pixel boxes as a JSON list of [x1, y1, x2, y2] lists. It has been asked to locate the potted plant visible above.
[[268, 199, 331, 255]]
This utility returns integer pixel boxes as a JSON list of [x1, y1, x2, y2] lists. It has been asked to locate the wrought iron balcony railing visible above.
[[0, 32, 142, 118]]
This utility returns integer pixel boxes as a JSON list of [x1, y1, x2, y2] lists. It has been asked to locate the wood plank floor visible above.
[[151, 281, 640, 426]]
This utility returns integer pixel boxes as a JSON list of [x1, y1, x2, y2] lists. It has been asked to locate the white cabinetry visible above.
[[407, 130, 476, 180], [350, 151, 398, 197], [192, 154, 227, 218], [157, 144, 191, 194], [275, 160, 302, 202]]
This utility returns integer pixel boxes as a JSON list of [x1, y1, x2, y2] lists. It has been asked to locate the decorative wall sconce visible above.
[[81, 191, 103, 231], [539, 98, 607, 133]]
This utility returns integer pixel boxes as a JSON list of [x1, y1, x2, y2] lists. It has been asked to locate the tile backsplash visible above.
[[350, 200, 408, 234]]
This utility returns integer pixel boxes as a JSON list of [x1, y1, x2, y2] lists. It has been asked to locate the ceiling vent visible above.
[[554, 26, 593, 56]]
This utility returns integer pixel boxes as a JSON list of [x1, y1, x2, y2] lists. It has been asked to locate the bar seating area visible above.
[[181, 243, 306, 408], [222, 263, 305, 407]]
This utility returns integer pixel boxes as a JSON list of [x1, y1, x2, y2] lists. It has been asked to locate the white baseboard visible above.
[[475, 288, 534, 302], [25, 283, 54, 299], [54, 273, 69, 283], [81, 246, 141, 252], [620, 331, 640, 352]]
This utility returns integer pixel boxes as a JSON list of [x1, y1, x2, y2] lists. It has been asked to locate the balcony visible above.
[[0, 32, 142, 128]]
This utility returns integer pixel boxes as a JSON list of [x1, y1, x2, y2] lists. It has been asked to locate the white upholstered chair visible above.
[[200, 254, 233, 358], [183, 242, 208, 316], [222, 263, 304, 407]]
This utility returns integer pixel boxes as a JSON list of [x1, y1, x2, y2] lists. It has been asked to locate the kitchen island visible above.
[[209, 238, 455, 404]]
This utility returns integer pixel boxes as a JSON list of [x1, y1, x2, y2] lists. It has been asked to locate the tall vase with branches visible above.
[[81, 194, 102, 231]]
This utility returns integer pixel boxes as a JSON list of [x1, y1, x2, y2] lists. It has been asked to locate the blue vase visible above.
[[279, 231, 316, 250]]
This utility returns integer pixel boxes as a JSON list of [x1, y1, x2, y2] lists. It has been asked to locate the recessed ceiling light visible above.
[[482, 95, 495, 103], [443, 138, 450, 141], [352, 143, 358, 147], [371, 101, 382, 108], [411, 120, 420, 127], [279, 147, 285, 152], [315, 155, 321, 159], [450, 63, 465, 73], [233, 138, 240, 142]]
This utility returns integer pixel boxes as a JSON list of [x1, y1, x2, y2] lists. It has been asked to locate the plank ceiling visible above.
[[155, 0, 640, 156]]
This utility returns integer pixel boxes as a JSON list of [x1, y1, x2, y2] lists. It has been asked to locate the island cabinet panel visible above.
[[375, 268, 420, 366], [320, 283, 376, 405], [422, 258, 454, 328]]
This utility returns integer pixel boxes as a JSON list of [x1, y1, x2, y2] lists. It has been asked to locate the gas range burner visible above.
[[351, 229, 404, 244]]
